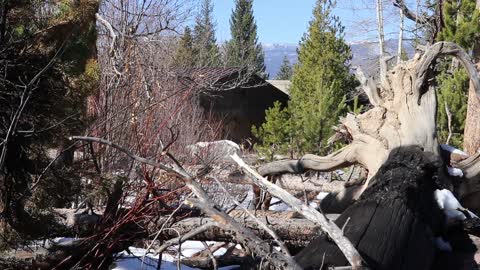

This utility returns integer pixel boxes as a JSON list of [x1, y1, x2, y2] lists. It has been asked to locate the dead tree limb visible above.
[[392, 0, 430, 25], [211, 176, 292, 256], [416, 42, 480, 103], [354, 67, 382, 106], [69, 136, 301, 269], [156, 222, 218, 255], [444, 101, 453, 145], [185, 198, 301, 269], [257, 144, 357, 176], [232, 154, 365, 269]]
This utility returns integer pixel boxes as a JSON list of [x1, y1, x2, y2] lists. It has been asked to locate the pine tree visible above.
[[435, 0, 480, 148], [174, 27, 196, 67], [437, 68, 469, 147], [276, 56, 293, 80], [252, 101, 292, 159], [254, 0, 357, 156], [193, 0, 220, 67], [225, 0, 266, 76]]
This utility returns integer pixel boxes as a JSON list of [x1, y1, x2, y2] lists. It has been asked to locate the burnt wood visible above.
[[295, 146, 456, 270]]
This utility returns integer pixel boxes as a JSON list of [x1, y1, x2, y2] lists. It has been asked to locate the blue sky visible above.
[[211, 0, 411, 44]]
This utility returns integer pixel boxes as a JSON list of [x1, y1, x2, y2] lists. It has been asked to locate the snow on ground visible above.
[[111, 242, 238, 270], [269, 197, 291, 211], [316, 192, 329, 200]]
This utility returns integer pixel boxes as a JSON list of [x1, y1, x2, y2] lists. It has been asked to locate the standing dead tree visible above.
[[257, 41, 480, 269]]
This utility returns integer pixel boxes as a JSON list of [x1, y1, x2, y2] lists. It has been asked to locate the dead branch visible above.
[[185, 198, 301, 269], [354, 67, 382, 106], [392, 0, 430, 25], [180, 251, 256, 269], [95, 13, 117, 56], [257, 145, 357, 176], [163, 216, 323, 244], [156, 222, 218, 255], [69, 136, 301, 269], [416, 42, 480, 104], [231, 154, 365, 269], [445, 101, 453, 145], [211, 176, 292, 256]]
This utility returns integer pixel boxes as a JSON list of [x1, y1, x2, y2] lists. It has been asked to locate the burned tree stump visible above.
[[295, 146, 446, 269]]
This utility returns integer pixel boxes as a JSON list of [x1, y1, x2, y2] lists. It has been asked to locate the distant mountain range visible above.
[[263, 39, 415, 79]]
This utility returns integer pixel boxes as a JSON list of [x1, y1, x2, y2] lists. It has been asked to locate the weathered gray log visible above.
[[161, 216, 324, 243]]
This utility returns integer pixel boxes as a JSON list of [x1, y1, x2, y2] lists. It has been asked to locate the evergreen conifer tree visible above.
[[436, 0, 480, 148], [193, 0, 220, 67], [276, 56, 293, 80], [254, 0, 357, 156], [174, 27, 196, 67], [225, 0, 266, 76]]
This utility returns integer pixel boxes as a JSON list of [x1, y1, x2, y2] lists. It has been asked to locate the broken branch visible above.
[[231, 153, 365, 269]]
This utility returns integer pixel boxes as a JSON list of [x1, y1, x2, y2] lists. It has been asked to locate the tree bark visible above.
[[160, 216, 323, 250], [463, 0, 480, 155]]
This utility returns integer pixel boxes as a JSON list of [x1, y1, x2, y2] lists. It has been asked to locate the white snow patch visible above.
[[269, 197, 291, 211], [447, 167, 463, 177], [309, 201, 318, 208], [172, 241, 222, 258], [440, 144, 468, 156], [112, 245, 238, 270], [316, 192, 329, 200]]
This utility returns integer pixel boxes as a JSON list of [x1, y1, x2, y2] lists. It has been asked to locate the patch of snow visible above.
[[335, 170, 345, 175], [316, 192, 329, 200], [434, 237, 452, 252], [112, 245, 239, 270], [440, 144, 468, 156], [447, 167, 463, 177], [309, 201, 318, 208], [172, 241, 227, 257], [269, 197, 291, 211], [51, 237, 78, 244]]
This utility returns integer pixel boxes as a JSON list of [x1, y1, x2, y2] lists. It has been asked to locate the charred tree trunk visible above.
[[295, 147, 446, 269]]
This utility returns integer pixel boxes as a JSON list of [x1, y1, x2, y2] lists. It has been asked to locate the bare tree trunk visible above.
[[397, 8, 404, 63], [376, 0, 387, 79], [463, 0, 480, 155]]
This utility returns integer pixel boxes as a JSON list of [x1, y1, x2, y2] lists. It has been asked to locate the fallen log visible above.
[[159, 216, 325, 250], [53, 208, 334, 250]]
